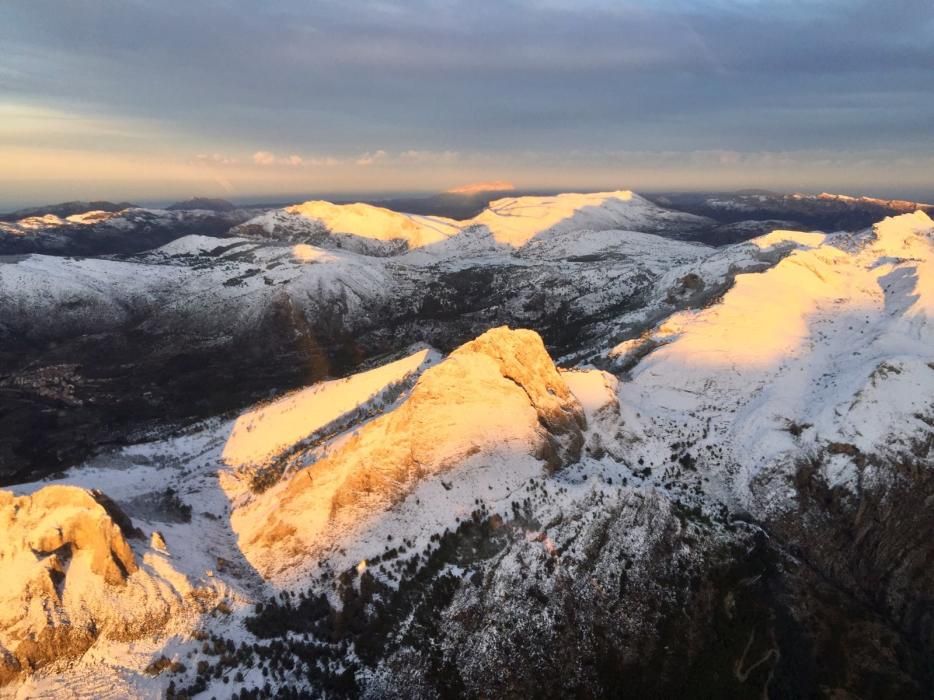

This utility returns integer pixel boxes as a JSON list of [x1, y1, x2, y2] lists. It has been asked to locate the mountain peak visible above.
[[166, 197, 237, 212], [232, 326, 585, 581], [0, 485, 198, 683], [238, 189, 708, 252]]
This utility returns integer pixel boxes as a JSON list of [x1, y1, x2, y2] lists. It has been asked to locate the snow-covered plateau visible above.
[[0, 191, 931, 698]]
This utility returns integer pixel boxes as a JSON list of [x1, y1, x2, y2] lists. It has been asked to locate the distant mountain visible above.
[[0, 200, 136, 222], [0, 206, 265, 257], [233, 190, 714, 254], [648, 190, 934, 233], [366, 189, 571, 220], [0, 190, 762, 483], [165, 197, 237, 212], [446, 180, 516, 195]]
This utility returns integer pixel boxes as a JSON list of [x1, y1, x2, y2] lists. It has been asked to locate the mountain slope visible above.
[[233, 190, 713, 254], [0, 485, 211, 686], [0, 201, 932, 696], [0, 206, 263, 256], [233, 327, 586, 583], [0, 201, 137, 222], [615, 212, 934, 505]]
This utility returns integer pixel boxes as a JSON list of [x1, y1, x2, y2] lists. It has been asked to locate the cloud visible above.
[[400, 150, 460, 163], [253, 151, 308, 166], [194, 153, 239, 166], [307, 156, 342, 167], [2, 0, 933, 201], [252, 150, 277, 166], [447, 180, 515, 194], [356, 150, 387, 166]]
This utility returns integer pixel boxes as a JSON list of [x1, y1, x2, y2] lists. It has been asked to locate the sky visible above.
[[1, 0, 933, 208]]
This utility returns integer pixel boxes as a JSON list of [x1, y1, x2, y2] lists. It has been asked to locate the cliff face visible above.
[[233, 327, 585, 580], [0, 485, 196, 685]]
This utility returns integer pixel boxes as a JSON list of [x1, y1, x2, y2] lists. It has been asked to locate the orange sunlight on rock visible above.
[[228, 327, 585, 582], [221, 349, 435, 473], [0, 486, 202, 683]]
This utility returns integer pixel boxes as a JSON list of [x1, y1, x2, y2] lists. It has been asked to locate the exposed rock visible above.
[[0, 485, 196, 684], [0, 485, 138, 586], [234, 326, 585, 578], [151, 530, 168, 553]]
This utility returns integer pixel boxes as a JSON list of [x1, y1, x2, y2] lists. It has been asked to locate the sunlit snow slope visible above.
[[615, 211, 934, 508], [235, 190, 712, 252]]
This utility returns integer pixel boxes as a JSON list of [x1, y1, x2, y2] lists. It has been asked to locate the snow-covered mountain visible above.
[[232, 327, 587, 584], [0, 206, 264, 257], [0, 192, 932, 697], [0, 486, 211, 688], [612, 213, 934, 497], [232, 190, 713, 255], [650, 190, 934, 244]]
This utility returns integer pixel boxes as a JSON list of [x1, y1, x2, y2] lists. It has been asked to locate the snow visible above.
[[470, 190, 696, 247], [0, 486, 214, 697], [614, 211, 934, 510], [0, 230, 395, 343], [65, 210, 114, 224], [3, 196, 933, 696], [816, 192, 934, 210], [149, 234, 256, 258], [287, 200, 461, 247], [221, 348, 439, 470], [235, 190, 711, 255], [518, 227, 711, 262], [750, 228, 826, 251], [562, 369, 618, 419], [231, 327, 585, 585]]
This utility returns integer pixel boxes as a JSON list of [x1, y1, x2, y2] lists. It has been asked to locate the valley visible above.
[[0, 191, 932, 697]]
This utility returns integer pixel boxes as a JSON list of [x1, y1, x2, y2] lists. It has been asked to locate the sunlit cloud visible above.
[[447, 180, 515, 194], [400, 150, 460, 163], [194, 153, 239, 166], [356, 150, 388, 166], [307, 156, 342, 167], [252, 151, 277, 166], [252, 151, 312, 167]]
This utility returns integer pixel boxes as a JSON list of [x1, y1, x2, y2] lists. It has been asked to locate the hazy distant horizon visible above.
[[3, 184, 934, 215]]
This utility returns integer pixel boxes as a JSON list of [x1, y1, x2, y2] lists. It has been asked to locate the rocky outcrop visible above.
[[449, 327, 586, 471], [0, 485, 196, 684], [234, 327, 585, 578]]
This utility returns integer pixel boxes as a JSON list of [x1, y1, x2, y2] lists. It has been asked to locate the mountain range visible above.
[[0, 190, 931, 698]]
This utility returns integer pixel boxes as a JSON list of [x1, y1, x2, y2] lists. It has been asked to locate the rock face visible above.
[[234, 327, 585, 579], [0, 485, 193, 684]]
